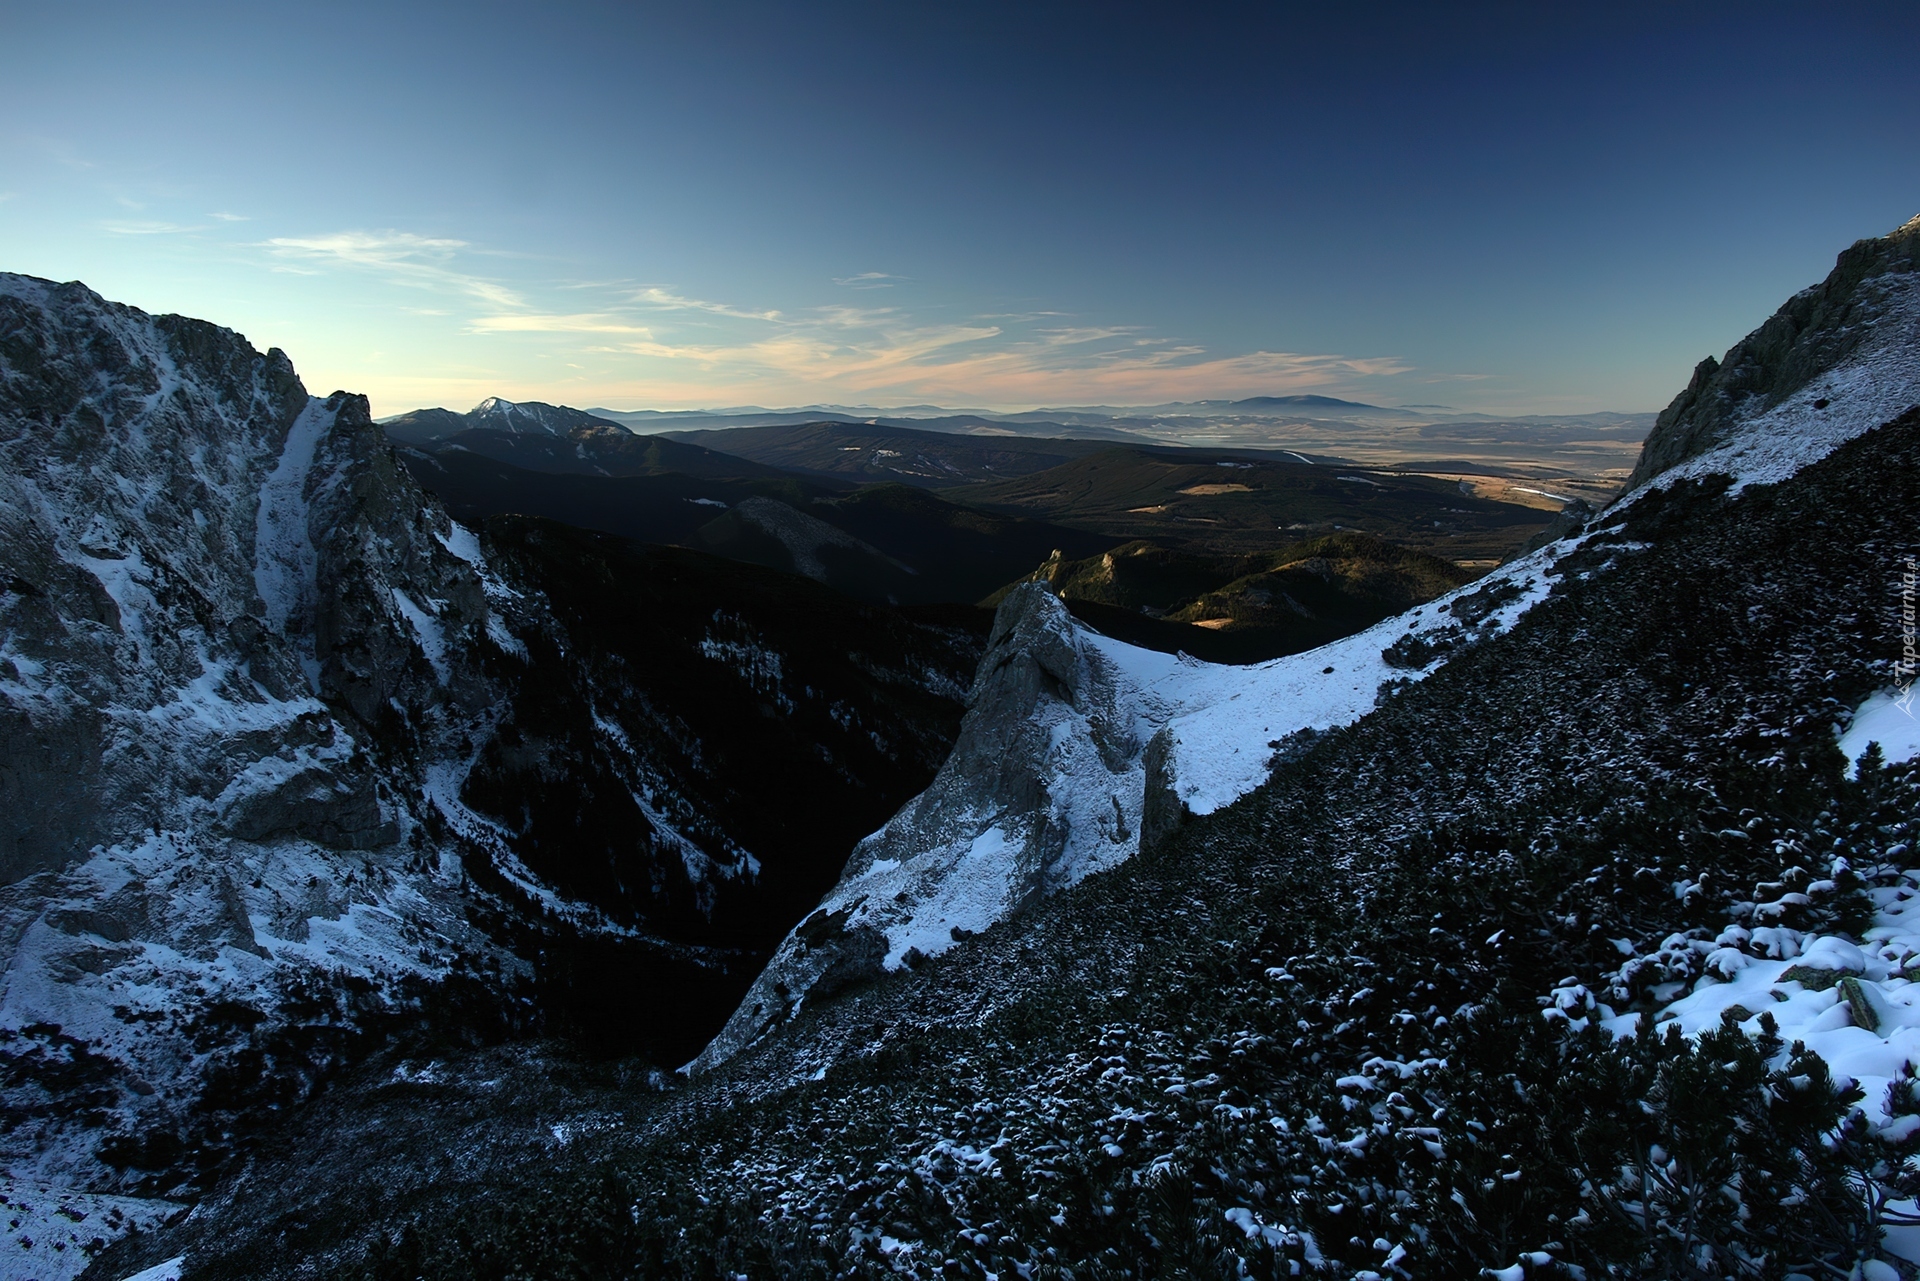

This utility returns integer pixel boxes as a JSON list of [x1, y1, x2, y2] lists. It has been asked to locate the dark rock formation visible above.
[[1627, 213, 1920, 488]]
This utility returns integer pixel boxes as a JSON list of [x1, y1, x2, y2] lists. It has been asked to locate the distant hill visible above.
[[793, 484, 1111, 604], [1230, 394, 1386, 411], [420, 425, 798, 482], [384, 396, 629, 444], [989, 532, 1475, 663], [658, 420, 1116, 487], [395, 446, 823, 548], [398, 448, 1110, 607], [954, 444, 1552, 560]]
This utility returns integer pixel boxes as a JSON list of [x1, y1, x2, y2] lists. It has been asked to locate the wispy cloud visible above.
[[100, 219, 204, 235], [630, 286, 782, 322], [833, 271, 905, 289], [257, 224, 1416, 409], [594, 302, 1409, 406], [470, 312, 655, 336], [263, 231, 524, 308], [209, 211, 249, 222], [266, 230, 467, 263], [1033, 325, 1143, 348], [25, 137, 97, 171], [547, 284, 1410, 406]]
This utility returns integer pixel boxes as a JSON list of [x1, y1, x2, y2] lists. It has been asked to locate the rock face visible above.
[[0, 274, 979, 1207], [0, 274, 514, 1195], [691, 582, 1152, 1069], [1627, 213, 1920, 488], [694, 214, 1920, 1076], [691, 553, 1564, 1069]]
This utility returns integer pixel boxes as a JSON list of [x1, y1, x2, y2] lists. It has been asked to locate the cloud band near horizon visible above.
[[252, 226, 1425, 413]]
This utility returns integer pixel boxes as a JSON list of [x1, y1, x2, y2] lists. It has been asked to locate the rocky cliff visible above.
[[693, 213, 1920, 1076], [1627, 212, 1920, 488], [0, 275, 515, 1201], [693, 557, 1552, 1069], [0, 275, 978, 1243]]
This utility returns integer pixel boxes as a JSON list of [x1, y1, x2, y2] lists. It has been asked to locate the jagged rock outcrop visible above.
[[0, 275, 523, 1203], [1627, 212, 1920, 487], [0, 275, 979, 1225], [694, 215, 1920, 1077], [691, 583, 1150, 1069], [692, 544, 1567, 1071]]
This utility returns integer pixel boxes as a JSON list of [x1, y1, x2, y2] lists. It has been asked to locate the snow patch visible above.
[[254, 395, 336, 691], [1095, 545, 1557, 818], [389, 588, 450, 682], [0, 1180, 182, 1281], [1839, 688, 1920, 777], [1615, 910, 1920, 1139]]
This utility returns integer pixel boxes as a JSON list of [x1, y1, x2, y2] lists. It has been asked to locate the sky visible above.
[[1, 2, 1915, 418]]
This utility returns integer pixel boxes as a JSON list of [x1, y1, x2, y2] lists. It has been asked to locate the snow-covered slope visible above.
[[1629, 212, 1920, 488], [694, 554, 1559, 1068], [695, 213, 1920, 1072]]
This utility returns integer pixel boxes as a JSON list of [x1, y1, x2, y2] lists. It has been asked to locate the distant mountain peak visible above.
[[1230, 394, 1377, 409], [384, 397, 631, 444]]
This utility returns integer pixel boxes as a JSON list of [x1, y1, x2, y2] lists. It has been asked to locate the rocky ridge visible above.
[[95, 218, 1920, 1281], [1628, 212, 1920, 487], [0, 274, 978, 1263], [0, 275, 532, 1191], [693, 213, 1920, 1074], [382, 396, 625, 446]]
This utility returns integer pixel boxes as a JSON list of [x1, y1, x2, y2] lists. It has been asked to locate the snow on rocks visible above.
[[0, 1178, 183, 1281], [1629, 223, 1920, 500], [253, 394, 335, 689], [0, 275, 518, 1190], [695, 550, 1567, 1071], [1602, 854, 1920, 1204]]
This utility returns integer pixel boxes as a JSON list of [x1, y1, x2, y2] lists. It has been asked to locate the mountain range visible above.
[[1, 214, 1917, 1280], [390, 393, 1652, 510]]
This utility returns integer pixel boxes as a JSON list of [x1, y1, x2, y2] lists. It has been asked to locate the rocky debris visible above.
[[1431, 578, 1520, 632], [1381, 626, 1464, 670]]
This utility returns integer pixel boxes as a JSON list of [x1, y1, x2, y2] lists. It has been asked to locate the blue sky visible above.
[[2, 2, 1915, 416]]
